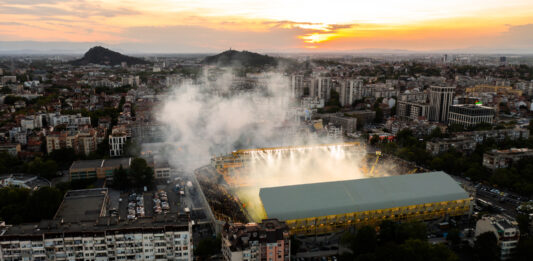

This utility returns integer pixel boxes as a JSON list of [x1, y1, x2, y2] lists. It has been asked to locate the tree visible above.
[[25, 187, 64, 221], [0, 187, 64, 225], [49, 148, 77, 169], [374, 107, 384, 123], [515, 237, 533, 261], [353, 226, 377, 255], [446, 229, 461, 248], [26, 157, 58, 180], [129, 158, 154, 189], [194, 235, 221, 259], [113, 165, 130, 189], [429, 127, 443, 139], [0, 86, 11, 94], [474, 232, 499, 261], [370, 134, 380, 146]]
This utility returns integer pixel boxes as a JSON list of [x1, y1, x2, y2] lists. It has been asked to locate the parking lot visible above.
[[113, 176, 202, 220]]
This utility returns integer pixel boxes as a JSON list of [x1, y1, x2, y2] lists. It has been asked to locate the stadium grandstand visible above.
[[259, 171, 472, 235]]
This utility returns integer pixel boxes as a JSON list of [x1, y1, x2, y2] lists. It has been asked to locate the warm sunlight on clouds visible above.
[[0, 0, 532, 52]]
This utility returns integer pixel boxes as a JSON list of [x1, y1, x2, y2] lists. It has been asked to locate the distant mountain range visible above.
[[202, 50, 277, 67], [70, 46, 149, 66], [0, 41, 532, 55]]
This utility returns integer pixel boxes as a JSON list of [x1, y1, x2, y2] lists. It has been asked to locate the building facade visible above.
[[222, 219, 290, 261], [428, 86, 455, 123], [397, 101, 429, 120], [482, 148, 533, 170], [475, 215, 519, 260], [448, 105, 495, 128]]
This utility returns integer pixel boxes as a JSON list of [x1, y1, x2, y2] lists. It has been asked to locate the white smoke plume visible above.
[[156, 70, 294, 170], [154, 69, 394, 220]]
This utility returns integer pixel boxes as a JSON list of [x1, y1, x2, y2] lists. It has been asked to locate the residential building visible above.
[[0, 189, 193, 261], [49, 113, 91, 127], [46, 131, 78, 154], [290, 75, 306, 98], [316, 113, 357, 133], [482, 148, 533, 170], [77, 129, 98, 156], [475, 215, 519, 260], [339, 79, 363, 106], [448, 104, 495, 128], [0, 143, 21, 157], [1, 76, 16, 84], [109, 132, 128, 157], [426, 138, 478, 156], [222, 219, 290, 261], [428, 86, 455, 123], [343, 110, 375, 126], [397, 100, 429, 120], [311, 77, 331, 100], [300, 97, 324, 109], [455, 128, 529, 143], [20, 115, 43, 130]]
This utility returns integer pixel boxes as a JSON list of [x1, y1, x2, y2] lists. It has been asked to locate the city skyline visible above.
[[0, 0, 533, 53]]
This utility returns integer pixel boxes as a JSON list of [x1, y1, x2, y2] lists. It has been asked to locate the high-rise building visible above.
[[311, 77, 332, 100], [339, 79, 363, 107], [428, 86, 455, 123], [290, 75, 305, 98], [222, 219, 290, 261]]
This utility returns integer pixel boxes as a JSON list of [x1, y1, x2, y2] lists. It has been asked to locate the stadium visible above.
[[198, 142, 470, 235], [259, 171, 472, 235]]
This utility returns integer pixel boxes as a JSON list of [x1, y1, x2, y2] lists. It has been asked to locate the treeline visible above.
[[379, 129, 533, 197], [111, 158, 154, 190], [0, 186, 64, 225], [339, 221, 456, 261]]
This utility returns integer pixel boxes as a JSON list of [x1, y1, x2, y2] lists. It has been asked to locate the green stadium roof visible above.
[[259, 171, 469, 221]]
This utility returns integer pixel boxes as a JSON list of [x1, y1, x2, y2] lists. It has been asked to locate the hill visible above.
[[202, 50, 277, 67], [70, 46, 149, 66]]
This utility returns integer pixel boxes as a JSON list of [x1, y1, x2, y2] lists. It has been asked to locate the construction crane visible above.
[[369, 151, 381, 176]]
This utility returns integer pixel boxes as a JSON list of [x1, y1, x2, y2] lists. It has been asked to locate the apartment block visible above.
[[482, 148, 533, 170], [475, 215, 519, 260], [0, 189, 192, 261], [222, 219, 290, 261]]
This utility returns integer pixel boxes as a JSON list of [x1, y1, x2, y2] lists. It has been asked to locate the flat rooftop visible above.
[[70, 159, 103, 170], [54, 188, 108, 223], [102, 158, 131, 168], [259, 171, 469, 221], [0, 214, 190, 238]]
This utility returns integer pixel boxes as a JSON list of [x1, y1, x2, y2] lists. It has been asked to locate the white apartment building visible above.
[[311, 77, 332, 100], [49, 114, 91, 127], [290, 75, 306, 98], [109, 133, 128, 157], [20, 115, 43, 130], [0, 217, 193, 261], [339, 79, 364, 107], [475, 215, 520, 260]]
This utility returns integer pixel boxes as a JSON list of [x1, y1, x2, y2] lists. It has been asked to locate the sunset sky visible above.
[[1, 0, 533, 53]]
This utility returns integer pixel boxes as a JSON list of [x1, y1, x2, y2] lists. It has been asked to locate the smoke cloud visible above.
[[156, 70, 294, 170], [155, 69, 395, 221]]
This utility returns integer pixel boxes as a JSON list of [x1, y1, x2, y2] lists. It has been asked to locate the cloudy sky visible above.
[[0, 0, 532, 53]]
